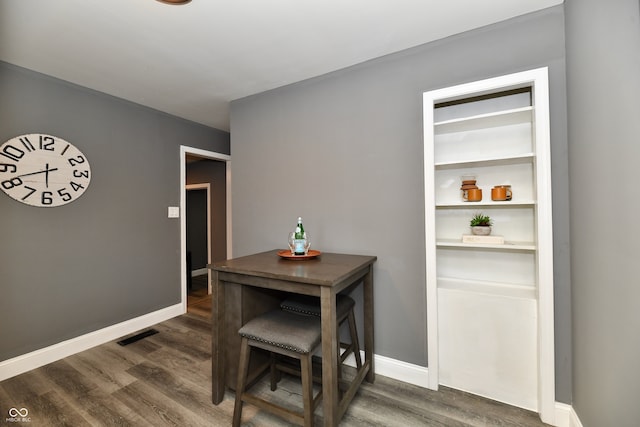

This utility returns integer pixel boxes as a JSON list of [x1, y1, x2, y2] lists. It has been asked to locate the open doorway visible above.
[[186, 184, 210, 317], [180, 146, 231, 315]]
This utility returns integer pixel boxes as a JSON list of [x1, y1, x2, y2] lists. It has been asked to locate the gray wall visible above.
[[0, 62, 229, 361], [230, 7, 572, 403], [565, 0, 640, 425]]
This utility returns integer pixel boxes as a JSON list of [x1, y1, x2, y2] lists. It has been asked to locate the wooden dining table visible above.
[[209, 249, 376, 426]]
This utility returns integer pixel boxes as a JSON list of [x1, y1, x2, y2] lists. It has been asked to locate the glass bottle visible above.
[[294, 217, 306, 255]]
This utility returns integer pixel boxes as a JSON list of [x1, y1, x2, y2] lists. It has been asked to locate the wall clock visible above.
[[0, 133, 91, 207]]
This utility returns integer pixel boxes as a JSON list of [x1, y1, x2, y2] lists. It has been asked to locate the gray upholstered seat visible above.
[[233, 309, 323, 427], [280, 294, 362, 369], [238, 309, 321, 354], [280, 294, 354, 317]]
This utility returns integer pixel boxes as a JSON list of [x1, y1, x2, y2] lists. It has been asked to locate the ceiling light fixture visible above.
[[156, 0, 191, 4]]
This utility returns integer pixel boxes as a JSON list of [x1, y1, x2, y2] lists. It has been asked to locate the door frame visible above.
[[180, 145, 231, 313]]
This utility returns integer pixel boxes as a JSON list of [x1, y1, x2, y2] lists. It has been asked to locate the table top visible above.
[[210, 249, 376, 287]]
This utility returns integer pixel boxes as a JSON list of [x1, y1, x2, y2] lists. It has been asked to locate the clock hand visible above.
[[16, 166, 60, 179], [44, 163, 52, 188], [16, 164, 59, 188]]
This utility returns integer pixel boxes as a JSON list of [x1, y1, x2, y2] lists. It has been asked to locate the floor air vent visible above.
[[117, 328, 159, 346]]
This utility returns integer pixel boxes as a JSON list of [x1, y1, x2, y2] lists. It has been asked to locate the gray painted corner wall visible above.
[[230, 6, 571, 403], [565, 0, 640, 425], [0, 61, 229, 361]]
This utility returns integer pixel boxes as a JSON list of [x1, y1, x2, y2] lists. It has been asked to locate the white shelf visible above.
[[434, 106, 533, 135], [436, 238, 536, 251], [437, 276, 536, 300], [435, 200, 536, 208], [435, 152, 534, 169]]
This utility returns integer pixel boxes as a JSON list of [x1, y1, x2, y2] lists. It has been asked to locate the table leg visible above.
[[211, 270, 225, 404], [363, 265, 375, 383], [320, 287, 338, 426]]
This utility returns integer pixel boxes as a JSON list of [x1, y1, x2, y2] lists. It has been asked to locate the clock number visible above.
[[0, 144, 24, 162], [68, 155, 85, 167], [70, 181, 85, 192], [21, 186, 36, 201], [19, 137, 36, 152], [39, 135, 55, 151], [0, 163, 17, 173], [73, 170, 89, 179], [2, 177, 23, 190], [41, 191, 53, 205], [57, 188, 72, 202]]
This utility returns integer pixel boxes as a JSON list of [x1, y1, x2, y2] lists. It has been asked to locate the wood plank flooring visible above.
[[186, 274, 212, 319], [1, 276, 551, 426]]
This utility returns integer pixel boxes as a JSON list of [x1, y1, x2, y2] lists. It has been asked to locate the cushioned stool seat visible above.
[[280, 294, 362, 369], [233, 309, 323, 427]]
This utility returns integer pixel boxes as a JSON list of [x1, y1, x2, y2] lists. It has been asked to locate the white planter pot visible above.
[[470, 226, 492, 236]]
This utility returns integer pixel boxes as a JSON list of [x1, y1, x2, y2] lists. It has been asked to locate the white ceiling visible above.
[[0, 0, 561, 131]]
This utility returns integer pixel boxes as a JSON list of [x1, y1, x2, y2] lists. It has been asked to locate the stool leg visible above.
[[233, 337, 251, 427], [348, 310, 362, 369], [300, 354, 315, 427], [270, 353, 280, 391], [336, 322, 344, 382]]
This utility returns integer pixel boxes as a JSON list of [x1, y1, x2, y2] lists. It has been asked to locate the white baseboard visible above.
[[343, 351, 429, 388], [553, 402, 584, 427], [191, 268, 208, 277], [0, 303, 184, 382], [553, 402, 571, 427], [569, 405, 584, 427], [372, 353, 430, 388], [554, 402, 571, 427]]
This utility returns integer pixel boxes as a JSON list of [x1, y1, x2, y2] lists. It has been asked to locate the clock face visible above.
[[0, 133, 91, 207]]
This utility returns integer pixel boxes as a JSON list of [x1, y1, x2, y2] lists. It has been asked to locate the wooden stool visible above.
[[280, 294, 362, 369], [233, 309, 323, 427]]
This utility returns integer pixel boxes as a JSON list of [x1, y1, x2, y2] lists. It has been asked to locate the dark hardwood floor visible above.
[[0, 275, 550, 426]]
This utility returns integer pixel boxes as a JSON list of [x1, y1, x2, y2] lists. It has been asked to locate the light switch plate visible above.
[[168, 206, 180, 218]]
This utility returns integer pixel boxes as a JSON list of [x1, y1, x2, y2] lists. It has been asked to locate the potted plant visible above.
[[470, 213, 492, 235]]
